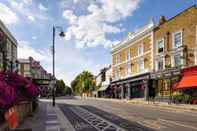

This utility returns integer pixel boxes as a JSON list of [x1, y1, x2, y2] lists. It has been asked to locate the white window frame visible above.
[[137, 58, 144, 72], [138, 44, 143, 56], [155, 57, 165, 71], [171, 52, 184, 67], [125, 63, 131, 77], [172, 30, 183, 49], [156, 38, 164, 54], [115, 67, 120, 80], [115, 54, 120, 64], [126, 49, 131, 61]]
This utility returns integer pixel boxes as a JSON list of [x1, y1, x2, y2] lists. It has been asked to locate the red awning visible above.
[[176, 75, 197, 89]]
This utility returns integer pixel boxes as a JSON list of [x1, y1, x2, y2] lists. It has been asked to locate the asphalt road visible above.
[[56, 96, 197, 131]]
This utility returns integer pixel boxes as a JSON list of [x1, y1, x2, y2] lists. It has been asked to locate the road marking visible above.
[[46, 120, 59, 124], [47, 113, 57, 116], [137, 120, 166, 130], [70, 106, 125, 131], [45, 104, 61, 131], [46, 125, 60, 131], [159, 118, 197, 130]]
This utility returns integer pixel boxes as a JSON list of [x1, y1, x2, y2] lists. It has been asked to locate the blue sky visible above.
[[0, 0, 196, 85]]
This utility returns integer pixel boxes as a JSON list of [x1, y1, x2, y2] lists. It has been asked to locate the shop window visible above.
[[157, 39, 164, 54], [157, 79, 163, 96], [173, 31, 182, 48], [164, 79, 170, 91]]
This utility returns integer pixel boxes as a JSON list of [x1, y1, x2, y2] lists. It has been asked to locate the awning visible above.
[[176, 75, 197, 89], [98, 85, 108, 91]]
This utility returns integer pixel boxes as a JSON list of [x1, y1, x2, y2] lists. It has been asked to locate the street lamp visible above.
[[52, 26, 65, 107]]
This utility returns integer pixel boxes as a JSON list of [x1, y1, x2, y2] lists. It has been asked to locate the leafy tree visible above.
[[71, 71, 96, 95], [55, 80, 72, 96]]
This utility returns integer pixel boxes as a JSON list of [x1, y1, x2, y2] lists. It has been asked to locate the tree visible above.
[[55, 80, 71, 96], [71, 71, 96, 95]]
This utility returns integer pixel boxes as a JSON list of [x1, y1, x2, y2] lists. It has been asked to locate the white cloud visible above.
[[54, 41, 107, 85], [23, 0, 32, 5], [0, 3, 18, 25], [62, 0, 140, 48], [99, 0, 140, 22], [28, 15, 35, 21], [17, 40, 104, 85], [18, 40, 52, 76], [18, 41, 49, 61], [39, 3, 48, 11], [7, 0, 48, 22], [62, 10, 77, 25], [32, 36, 37, 40]]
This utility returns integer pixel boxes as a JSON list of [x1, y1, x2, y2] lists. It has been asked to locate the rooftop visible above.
[[111, 19, 154, 54]]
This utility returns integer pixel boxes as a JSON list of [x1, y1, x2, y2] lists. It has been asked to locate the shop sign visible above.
[[164, 73, 171, 77], [173, 71, 180, 75]]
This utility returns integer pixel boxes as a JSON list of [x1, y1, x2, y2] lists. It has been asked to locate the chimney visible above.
[[159, 16, 166, 25]]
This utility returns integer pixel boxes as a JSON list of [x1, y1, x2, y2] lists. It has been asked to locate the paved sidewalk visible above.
[[17, 100, 74, 131], [81, 97, 197, 112]]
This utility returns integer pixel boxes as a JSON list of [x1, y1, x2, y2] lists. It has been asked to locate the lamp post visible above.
[[52, 26, 65, 107]]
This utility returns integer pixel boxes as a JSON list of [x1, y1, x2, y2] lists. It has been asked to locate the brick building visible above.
[[111, 20, 154, 100], [0, 20, 17, 72], [151, 5, 197, 101]]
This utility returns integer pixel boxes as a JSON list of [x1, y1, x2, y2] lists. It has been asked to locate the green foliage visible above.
[[55, 80, 72, 96], [172, 91, 193, 104], [71, 71, 96, 95]]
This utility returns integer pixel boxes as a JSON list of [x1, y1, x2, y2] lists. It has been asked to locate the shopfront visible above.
[[111, 73, 151, 100], [151, 68, 181, 101], [174, 66, 197, 104]]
